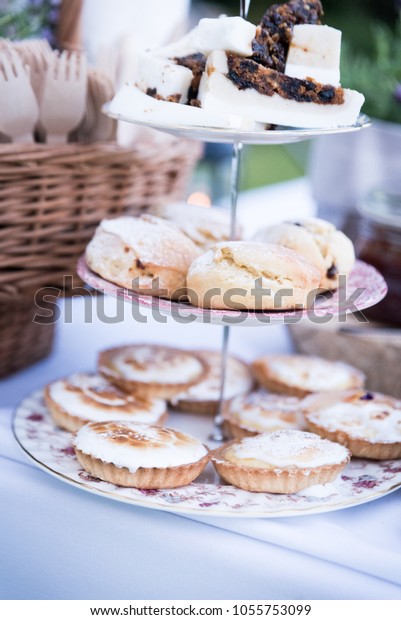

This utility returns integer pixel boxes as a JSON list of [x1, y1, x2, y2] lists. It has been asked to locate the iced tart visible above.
[[98, 344, 208, 399], [223, 391, 305, 439], [304, 390, 401, 460], [171, 350, 254, 415], [45, 373, 167, 432], [74, 421, 209, 489], [211, 429, 350, 493], [252, 354, 365, 397]]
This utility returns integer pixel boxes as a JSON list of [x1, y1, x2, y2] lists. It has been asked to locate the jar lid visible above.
[[358, 190, 401, 230]]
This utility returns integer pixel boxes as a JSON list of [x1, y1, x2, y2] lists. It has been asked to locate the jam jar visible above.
[[355, 190, 401, 326]]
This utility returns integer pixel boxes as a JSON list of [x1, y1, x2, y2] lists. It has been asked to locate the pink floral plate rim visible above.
[[12, 389, 401, 519], [77, 257, 387, 327]]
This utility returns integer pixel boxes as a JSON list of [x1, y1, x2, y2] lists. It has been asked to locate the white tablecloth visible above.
[[1, 179, 401, 600]]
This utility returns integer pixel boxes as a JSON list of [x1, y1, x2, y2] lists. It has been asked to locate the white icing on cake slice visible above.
[[136, 53, 193, 103], [192, 16, 257, 56], [285, 25, 342, 87], [108, 83, 259, 129], [198, 50, 364, 129]]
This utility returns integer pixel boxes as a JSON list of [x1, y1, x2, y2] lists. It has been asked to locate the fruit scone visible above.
[[73, 421, 209, 489], [252, 354, 365, 397], [98, 344, 208, 399], [223, 391, 306, 439], [109, 0, 365, 129], [186, 241, 321, 310], [86, 214, 199, 300], [45, 373, 167, 432], [304, 390, 401, 460], [150, 202, 242, 252], [170, 350, 254, 415], [253, 217, 355, 291], [211, 429, 350, 493]]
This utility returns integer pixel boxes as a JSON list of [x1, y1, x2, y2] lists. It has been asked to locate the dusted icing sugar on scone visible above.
[[85, 214, 199, 300], [304, 391, 401, 459], [224, 391, 305, 437], [252, 354, 365, 397], [187, 241, 321, 310], [45, 373, 166, 431], [223, 430, 348, 469], [74, 421, 208, 473]]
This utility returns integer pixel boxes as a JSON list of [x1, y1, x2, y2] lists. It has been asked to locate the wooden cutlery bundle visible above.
[[0, 39, 116, 145]]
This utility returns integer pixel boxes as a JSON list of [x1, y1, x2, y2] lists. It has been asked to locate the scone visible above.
[[45, 373, 167, 432], [73, 421, 209, 488], [304, 390, 401, 460], [150, 202, 242, 252], [252, 354, 365, 397], [211, 430, 350, 493], [186, 241, 321, 310], [170, 350, 254, 415], [253, 218, 355, 291], [98, 344, 208, 399], [85, 214, 199, 299], [223, 391, 306, 439]]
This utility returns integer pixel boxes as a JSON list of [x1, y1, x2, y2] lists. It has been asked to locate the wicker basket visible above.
[[0, 140, 201, 300], [0, 300, 55, 378]]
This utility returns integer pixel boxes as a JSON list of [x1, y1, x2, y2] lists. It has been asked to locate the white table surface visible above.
[[1, 179, 400, 600]]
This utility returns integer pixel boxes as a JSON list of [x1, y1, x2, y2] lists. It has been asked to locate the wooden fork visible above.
[[0, 48, 39, 143], [39, 50, 87, 144]]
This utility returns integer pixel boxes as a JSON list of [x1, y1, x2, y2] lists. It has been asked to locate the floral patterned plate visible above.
[[77, 258, 387, 328], [13, 389, 401, 518]]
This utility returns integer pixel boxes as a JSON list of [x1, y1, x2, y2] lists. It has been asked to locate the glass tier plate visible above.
[[13, 389, 401, 519], [77, 257, 387, 327], [103, 100, 370, 145]]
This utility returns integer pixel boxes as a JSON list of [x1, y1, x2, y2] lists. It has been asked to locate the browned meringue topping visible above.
[[89, 422, 197, 449]]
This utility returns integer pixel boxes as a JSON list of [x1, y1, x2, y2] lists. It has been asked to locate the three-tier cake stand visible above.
[[13, 2, 401, 518]]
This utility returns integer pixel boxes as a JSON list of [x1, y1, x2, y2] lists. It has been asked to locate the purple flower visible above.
[[394, 84, 401, 103]]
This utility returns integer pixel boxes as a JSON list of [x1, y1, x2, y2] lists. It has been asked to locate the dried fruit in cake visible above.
[[253, 0, 324, 70], [109, 0, 365, 130]]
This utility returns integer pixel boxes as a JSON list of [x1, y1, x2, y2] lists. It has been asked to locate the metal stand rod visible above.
[[209, 141, 243, 442], [240, 0, 251, 20], [209, 1, 248, 442]]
